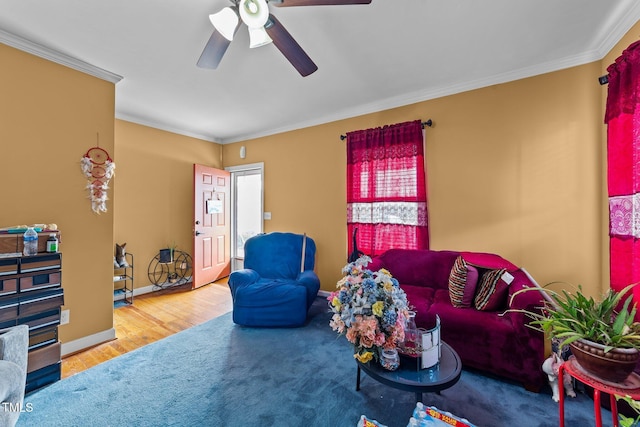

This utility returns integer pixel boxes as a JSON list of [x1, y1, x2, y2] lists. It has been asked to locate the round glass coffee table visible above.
[[356, 342, 462, 403]]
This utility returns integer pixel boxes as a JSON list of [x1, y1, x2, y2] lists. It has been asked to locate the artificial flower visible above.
[[354, 351, 374, 363], [372, 301, 384, 317], [329, 255, 410, 363]]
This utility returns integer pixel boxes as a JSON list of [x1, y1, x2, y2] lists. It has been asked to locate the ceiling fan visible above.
[[196, 0, 372, 77]]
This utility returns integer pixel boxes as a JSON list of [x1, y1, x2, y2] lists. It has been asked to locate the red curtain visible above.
[[605, 40, 640, 301], [346, 120, 429, 258]]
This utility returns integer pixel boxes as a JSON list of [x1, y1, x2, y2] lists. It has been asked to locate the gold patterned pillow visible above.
[[474, 268, 509, 311], [448, 256, 480, 308]]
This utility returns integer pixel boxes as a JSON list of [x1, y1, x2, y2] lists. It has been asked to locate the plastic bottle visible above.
[[23, 227, 38, 256], [406, 417, 419, 427], [46, 234, 58, 253], [415, 410, 435, 427], [419, 417, 435, 427], [412, 403, 425, 419]]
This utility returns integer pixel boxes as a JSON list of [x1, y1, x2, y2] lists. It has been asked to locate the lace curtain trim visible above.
[[347, 202, 428, 226], [610, 193, 640, 238]]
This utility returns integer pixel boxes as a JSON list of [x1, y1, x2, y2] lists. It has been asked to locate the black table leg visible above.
[[416, 392, 422, 403], [356, 365, 361, 391]]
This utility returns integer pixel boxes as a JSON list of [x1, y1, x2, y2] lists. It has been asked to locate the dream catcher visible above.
[[80, 144, 115, 214]]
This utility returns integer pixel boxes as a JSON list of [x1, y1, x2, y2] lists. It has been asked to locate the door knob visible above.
[[195, 220, 200, 225], [195, 231, 202, 236]]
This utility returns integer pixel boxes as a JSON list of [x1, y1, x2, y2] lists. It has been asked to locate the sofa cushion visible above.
[[402, 285, 448, 327], [461, 252, 518, 271], [369, 249, 460, 289], [474, 268, 509, 311], [448, 256, 480, 308], [402, 284, 437, 319]]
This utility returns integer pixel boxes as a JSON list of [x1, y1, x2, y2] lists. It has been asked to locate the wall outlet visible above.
[[263, 212, 272, 220], [60, 309, 70, 325]]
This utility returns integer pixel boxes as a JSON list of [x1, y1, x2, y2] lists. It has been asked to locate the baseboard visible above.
[[113, 284, 156, 301], [61, 328, 116, 357], [112, 281, 191, 302]]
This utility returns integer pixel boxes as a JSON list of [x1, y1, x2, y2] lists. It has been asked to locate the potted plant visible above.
[[519, 283, 640, 383], [159, 242, 177, 264], [159, 248, 172, 264]]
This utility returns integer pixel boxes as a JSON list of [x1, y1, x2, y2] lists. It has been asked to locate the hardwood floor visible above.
[[61, 280, 233, 379]]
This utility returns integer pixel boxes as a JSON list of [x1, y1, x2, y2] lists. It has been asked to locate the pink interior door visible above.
[[193, 164, 231, 288]]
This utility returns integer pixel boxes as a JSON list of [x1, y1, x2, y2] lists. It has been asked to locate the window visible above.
[[346, 120, 429, 257], [226, 163, 264, 271]]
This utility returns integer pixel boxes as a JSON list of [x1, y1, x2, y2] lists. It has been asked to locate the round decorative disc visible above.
[[91, 165, 107, 179], [85, 147, 110, 165]]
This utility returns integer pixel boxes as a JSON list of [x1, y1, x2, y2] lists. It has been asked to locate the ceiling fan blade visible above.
[[270, 0, 371, 6], [197, 30, 232, 69], [264, 14, 318, 77]]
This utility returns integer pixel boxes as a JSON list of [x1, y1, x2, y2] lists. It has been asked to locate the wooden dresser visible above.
[[0, 250, 64, 392]]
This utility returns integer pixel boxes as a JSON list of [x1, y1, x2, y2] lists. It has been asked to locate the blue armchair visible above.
[[228, 232, 320, 327]]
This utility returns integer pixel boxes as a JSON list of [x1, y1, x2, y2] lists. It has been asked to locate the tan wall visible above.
[[223, 125, 349, 294], [0, 44, 115, 343], [4, 20, 638, 350], [224, 62, 605, 297], [113, 120, 222, 291]]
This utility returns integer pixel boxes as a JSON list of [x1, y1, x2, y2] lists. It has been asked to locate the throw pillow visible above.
[[448, 256, 480, 308], [461, 252, 517, 271], [474, 268, 509, 311]]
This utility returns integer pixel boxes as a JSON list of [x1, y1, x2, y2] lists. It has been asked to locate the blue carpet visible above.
[[17, 298, 611, 427]]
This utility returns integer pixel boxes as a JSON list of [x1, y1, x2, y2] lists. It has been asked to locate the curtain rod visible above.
[[340, 119, 433, 141]]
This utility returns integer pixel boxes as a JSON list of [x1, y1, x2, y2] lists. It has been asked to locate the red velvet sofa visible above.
[[367, 249, 546, 391]]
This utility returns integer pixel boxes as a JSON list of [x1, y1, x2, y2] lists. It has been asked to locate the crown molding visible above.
[[222, 49, 602, 144], [593, 0, 640, 58], [0, 28, 122, 84], [115, 112, 220, 143], [175, 3, 640, 144]]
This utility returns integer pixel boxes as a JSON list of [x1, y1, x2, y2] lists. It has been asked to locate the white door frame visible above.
[[225, 162, 264, 271]]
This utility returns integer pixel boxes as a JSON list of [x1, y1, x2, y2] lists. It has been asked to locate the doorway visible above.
[[226, 163, 264, 271], [192, 164, 231, 288]]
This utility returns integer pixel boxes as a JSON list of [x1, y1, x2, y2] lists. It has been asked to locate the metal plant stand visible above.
[[147, 250, 192, 289]]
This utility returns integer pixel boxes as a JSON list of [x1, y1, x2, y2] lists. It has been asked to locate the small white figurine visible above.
[[542, 352, 576, 402]]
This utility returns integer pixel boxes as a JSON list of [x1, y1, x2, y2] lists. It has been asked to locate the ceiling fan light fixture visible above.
[[209, 6, 239, 41], [239, 0, 270, 28], [248, 26, 273, 48]]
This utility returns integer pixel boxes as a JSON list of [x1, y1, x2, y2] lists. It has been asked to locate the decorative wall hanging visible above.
[[80, 143, 115, 214]]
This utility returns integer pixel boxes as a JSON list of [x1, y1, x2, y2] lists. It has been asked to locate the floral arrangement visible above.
[[328, 255, 410, 363]]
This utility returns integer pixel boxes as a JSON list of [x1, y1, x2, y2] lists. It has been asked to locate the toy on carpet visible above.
[[407, 403, 477, 427], [542, 339, 576, 402], [357, 415, 386, 427]]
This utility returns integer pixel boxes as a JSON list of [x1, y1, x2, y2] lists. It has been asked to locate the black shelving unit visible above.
[[113, 252, 134, 305], [148, 250, 192, 289]]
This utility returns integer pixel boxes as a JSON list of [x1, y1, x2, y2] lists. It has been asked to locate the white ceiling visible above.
[[0, 0, 639, 144]]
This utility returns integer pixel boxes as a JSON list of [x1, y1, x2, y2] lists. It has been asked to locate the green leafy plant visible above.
[[516, 283, 640, 352], [167, 242, 178, 258], [617, 395, 640, 427]]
